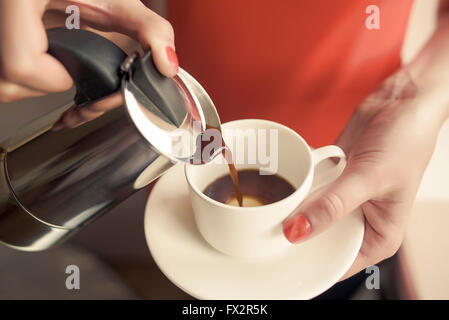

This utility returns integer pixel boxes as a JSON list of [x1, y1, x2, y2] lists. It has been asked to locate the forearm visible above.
[[405, 12, 449, 122]]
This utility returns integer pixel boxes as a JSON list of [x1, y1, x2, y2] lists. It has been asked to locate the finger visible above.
[[80, 91, 123, 113], [52, 91, 123, 130], [52, 104, 103, 131], [0, 0, 73, 92], [341, 221, 381, 280], [47, 0, 179, 77], [138, 16, 179, 78], [0, 80, 46, 102], [283, 168, 377, 244], [340, 219, 403, 280], [341, 231, 378, 280]]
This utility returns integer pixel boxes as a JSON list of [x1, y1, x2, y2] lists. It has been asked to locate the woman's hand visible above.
[[283, 4, 449, 280], [283, 70, 445, 279], [0, 0, 178, 103]]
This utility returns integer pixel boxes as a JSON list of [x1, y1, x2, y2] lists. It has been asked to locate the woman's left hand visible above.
[[283, 70, 444, 279]]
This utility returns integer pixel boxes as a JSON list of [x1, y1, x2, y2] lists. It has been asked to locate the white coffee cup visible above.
[[185, 119, 346, 258]]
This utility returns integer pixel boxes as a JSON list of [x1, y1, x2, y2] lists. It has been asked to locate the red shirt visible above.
[[168, 0, 413, 147]]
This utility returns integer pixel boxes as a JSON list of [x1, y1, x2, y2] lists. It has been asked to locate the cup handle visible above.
[[310, 145, 347, 193]]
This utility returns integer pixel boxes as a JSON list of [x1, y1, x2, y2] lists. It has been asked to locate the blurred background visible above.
[[0, 0, 448, 299]]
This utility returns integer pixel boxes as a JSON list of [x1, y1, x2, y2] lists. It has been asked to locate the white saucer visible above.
[[144, 161, 365, 300]]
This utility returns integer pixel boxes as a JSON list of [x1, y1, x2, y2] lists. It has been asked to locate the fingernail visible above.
[[283, 214, 311, 243], [166, 46, 179, 71]]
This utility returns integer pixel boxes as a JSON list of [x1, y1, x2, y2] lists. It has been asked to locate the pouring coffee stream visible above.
[[215, 132, 243, 208], [193, 125, 243, 207]]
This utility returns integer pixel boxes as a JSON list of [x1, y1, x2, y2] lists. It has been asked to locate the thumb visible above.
[[283, 168, 375, 243]]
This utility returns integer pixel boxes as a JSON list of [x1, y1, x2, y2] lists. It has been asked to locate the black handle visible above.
[[131, 51, 186, 126], [46, 27, 127, 107]]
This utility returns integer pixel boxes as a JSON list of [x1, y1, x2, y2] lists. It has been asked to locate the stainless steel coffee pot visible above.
[[0, 28, 221, 251]]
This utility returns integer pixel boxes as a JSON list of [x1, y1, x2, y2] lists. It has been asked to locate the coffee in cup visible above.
[[203, 169, 295, 207]]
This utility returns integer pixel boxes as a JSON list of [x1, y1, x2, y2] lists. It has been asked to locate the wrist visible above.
[[402, 15, 449, 121], [397, 66, 449, 125]]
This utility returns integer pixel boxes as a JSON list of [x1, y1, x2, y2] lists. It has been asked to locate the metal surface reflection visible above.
[[0, 40, 222, 251]]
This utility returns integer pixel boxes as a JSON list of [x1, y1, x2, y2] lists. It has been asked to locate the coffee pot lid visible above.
[[122, 52, 222, 164]]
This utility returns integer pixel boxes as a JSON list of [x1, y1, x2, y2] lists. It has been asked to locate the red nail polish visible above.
[[166, 46, 179, 70], [283, 214, 311, 243]]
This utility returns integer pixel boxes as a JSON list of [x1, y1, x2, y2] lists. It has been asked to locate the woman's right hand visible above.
[[0, 0, 178, 104]]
